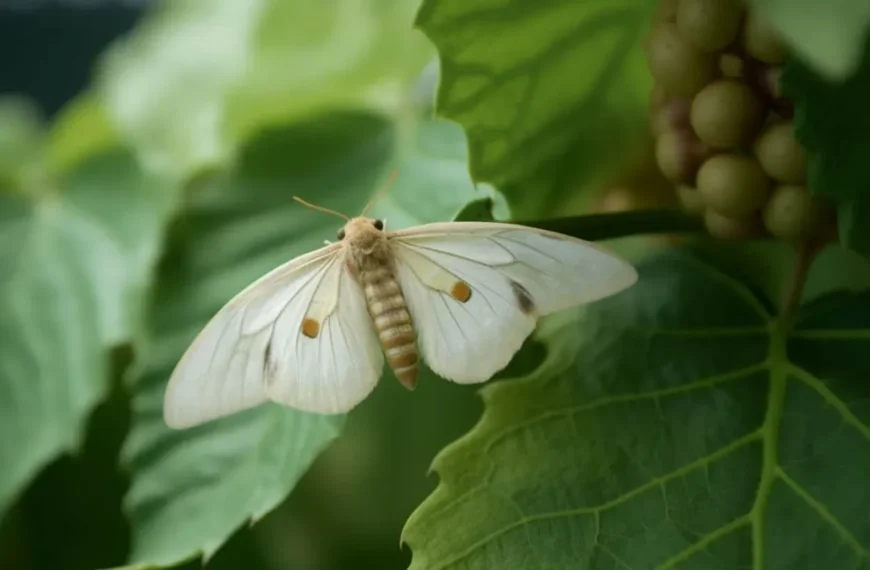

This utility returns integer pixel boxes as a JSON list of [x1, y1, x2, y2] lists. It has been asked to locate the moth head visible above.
[[340, 217, 387, 252]]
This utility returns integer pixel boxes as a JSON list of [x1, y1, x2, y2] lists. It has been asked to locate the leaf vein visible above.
[[483, 362, 768, 452], [787, 363, 870, 443], [778, 468, 868, 556], [436, 431, 761, 569]]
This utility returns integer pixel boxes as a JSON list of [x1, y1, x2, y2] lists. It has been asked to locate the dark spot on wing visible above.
[[511, 280, 535, 315], [264, 341, 276, 384]]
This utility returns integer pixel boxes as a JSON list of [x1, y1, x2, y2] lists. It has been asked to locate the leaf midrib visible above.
[[750, 319, 788, 569]]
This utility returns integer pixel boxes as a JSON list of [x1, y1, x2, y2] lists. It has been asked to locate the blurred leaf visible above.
[[0, 149, 175, 519], [0, 96, 46, 192], [224, 0, 433, 141], [366, 117, 502, 225], [16, 347, 133, 570], [65, 155, 179, 345], [782, 42, 870, 259], [415, 0, 655, 217], [404, 251, 870, 569], [746, 0, 870, 80], [122, 111, 487, 567], [48, 94, 120, 176], [99, 0, 432, 179], [453, 198, 496, 222]]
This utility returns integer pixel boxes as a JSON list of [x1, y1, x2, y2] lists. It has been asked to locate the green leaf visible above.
[[453, 198, 497, 222], [0, 150, 175, 517], [122, 111, 488, 567], [782, 39, 870, 258], [0, 96, 46, 191], [415, 0, 655, 217], [746, 0, 870, 80], [48, 93, 121, 176], [403, 251, 870, 569], [99, 0, 432, 179]]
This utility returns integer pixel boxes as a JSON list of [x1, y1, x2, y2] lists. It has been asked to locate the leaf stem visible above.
[[517, 209, 706, 241], [779, 234, 833, 319]]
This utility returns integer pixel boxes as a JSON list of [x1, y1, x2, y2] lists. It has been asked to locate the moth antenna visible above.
[[292, 196, 350, 220], [361, 169, 398, 216]]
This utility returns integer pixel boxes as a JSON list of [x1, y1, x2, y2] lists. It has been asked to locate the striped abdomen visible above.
[[359, 264, 418, 389]]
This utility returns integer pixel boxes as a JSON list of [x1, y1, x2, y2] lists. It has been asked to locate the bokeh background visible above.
[[0, 2, 493, 569]]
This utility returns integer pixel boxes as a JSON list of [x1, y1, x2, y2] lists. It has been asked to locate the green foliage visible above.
[[783, 40, 870, 258], [3, 1, 870, 569], [403, 251, 870, 569], [415, 0, 656, 216], [0, 98, 45, 190], [99, 0, 432, 179], [0, 146, 173, 517]]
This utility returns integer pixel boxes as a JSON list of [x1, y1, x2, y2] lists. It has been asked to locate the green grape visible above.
[[719, 53, 745, 78], [653, 0, 680, 25], [697, 154, 770, 216], [691, 79, 765, 149], [677, 0, 744, 52], [646, 22, 719, 96], [754, 122, 808, 183], [704, 209, 763, 239], [655, 128, 709, 184], [677, 185, 706, 214], [743, 11, 786, 64], [763, 185, 835, 241]]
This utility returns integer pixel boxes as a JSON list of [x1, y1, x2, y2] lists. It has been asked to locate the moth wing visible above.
[[390, 222, 637, 384], [263, 256, 385, 415], [163, 244, 384, 429]]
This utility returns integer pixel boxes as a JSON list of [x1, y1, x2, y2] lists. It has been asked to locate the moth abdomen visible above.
[[358, 265, 418, 389]]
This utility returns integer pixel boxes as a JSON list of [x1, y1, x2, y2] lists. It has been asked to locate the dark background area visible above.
[[0, 0, 146, 118]]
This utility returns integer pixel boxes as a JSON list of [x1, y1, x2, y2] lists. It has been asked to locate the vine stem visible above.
[[779, 231, 835, 320], [518, 209, 705, 241]]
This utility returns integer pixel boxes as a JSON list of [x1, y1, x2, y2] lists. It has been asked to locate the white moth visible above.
[[163, 183, 638, 429]]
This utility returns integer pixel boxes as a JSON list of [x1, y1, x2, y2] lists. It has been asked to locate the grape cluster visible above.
[[645, 0, 835, 242]]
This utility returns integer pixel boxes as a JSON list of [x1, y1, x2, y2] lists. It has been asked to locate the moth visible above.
[[163, 180, 638, 429]]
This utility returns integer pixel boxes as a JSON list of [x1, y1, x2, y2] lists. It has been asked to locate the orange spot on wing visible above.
[[450, 281, 472, 303], [301, 318, 320, 338]]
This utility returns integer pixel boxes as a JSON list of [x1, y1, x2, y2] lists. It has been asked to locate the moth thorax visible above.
[[358, 263, 418, 389]]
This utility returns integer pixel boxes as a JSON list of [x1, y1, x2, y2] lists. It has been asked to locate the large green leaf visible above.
[[48, 93, 121, 176], [121, 111, 490, 567], [403, 251, 870, 569], [0, 97, 45, 191], [99, 0, 432, 179], [0, 150, 174, 517], [746, 0, 870, 80], [782, 41, 870, 260], [415, 0, 655, 217]]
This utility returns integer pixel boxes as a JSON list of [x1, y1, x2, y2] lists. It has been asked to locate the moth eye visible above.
[[337, 228, 346, 240], [373, 219, 384, 231]]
